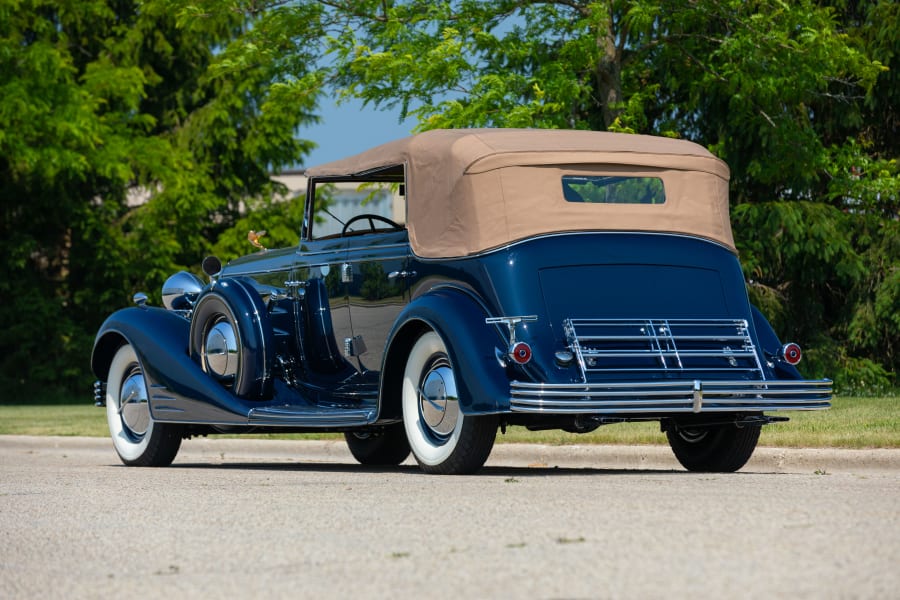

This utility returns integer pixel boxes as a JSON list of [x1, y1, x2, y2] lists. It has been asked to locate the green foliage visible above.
[[323, 0, 898, 392], [329, 1, 603, 130], [2, 0, 897, 396], [0, 0, 325, 395], [211, 190, 307, 261]]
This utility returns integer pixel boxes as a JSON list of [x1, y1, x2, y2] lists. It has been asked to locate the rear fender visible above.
[[379, 287, 510, 420], [750, 304, 803, 379]]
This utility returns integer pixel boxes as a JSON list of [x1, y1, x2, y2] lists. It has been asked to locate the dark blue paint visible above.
[[92, 230, 797, 427], [384, 287, 511, 414]]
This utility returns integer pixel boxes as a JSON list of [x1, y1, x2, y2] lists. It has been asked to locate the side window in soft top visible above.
[[309, 178, 406, 240]]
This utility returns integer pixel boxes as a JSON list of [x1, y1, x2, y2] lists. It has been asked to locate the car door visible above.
[[344, 228, 411, 375], [299, 176, 408, 400]]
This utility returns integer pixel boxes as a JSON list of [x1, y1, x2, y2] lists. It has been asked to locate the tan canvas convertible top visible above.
[[305, 128, 734, 258]]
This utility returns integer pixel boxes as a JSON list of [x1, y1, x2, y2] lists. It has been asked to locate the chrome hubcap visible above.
[[418, 358, 460, 438], [119, 367, 149, 437], [204, 318, 238, 380]]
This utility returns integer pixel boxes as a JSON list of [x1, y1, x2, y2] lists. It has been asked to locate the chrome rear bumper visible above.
[[509, 379, 832, 414]]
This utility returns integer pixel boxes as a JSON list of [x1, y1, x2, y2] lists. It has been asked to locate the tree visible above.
[[3, 0, 895, 396], [320, 0, 897, 391], [0, 0, 325, 396]]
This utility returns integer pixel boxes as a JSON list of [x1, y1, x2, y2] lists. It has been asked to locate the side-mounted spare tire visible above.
[[189, 277, 274, 399]]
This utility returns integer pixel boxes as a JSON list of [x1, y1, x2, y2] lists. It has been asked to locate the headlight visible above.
[[162, 271, 205, 310]]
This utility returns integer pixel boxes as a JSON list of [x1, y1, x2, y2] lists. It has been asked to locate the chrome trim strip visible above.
[[510, 405, 831, 415], [342, 254, 409, 264], [220, 265, 294, 277], [248, 406, 376, 426], [509, 379, 833, 414], [511, 379, 833, 390], [582, 367, 762, 373], [580, 350, 758, 358], [411, 230, 738, 261], [293, 248, 347, 258], [295, 244, 408, 260], [346, 243, 408, 254]]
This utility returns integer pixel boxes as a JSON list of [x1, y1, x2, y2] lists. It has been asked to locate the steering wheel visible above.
[[341, 213, 402, 236]]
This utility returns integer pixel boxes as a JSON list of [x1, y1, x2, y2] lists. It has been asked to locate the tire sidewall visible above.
[[667, 424, 760, 472], [344, 424, 411, 466], [401, 332, 465, 466], [106, 344, 153, 463], [190, 291, 254, 398]]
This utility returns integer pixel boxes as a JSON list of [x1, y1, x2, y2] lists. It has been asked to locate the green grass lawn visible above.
[[1, 396, 897, 448]]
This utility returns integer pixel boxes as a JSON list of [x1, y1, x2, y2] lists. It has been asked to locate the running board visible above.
[[248, 405, 377, 427]]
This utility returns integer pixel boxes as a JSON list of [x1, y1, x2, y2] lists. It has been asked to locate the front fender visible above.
[[380, 287, 510, 418], [91, 307, 251, 424]]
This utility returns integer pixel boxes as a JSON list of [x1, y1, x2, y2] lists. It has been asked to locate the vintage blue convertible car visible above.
[[92, 128, 831, 474]]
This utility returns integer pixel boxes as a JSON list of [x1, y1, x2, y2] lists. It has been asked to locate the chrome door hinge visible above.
[[284, 280, 307, 299]]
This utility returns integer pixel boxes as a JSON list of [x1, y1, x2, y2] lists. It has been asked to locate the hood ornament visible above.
[[248, 229, 267, 251]]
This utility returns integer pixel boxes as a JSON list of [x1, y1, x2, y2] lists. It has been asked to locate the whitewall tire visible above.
[[106, 344, 181, 467], [401, 331, 496, 474]]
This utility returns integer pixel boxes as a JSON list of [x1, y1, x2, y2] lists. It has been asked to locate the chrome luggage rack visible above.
[[507, 318, 833, 414], [563, 318, 765, 381]]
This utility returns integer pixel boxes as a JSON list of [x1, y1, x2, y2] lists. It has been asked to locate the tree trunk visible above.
[[595, 14, 623, 129]]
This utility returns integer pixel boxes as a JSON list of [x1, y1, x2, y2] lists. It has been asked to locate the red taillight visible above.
[[782, 343, 802, 365], [509, 342, 532, 365]]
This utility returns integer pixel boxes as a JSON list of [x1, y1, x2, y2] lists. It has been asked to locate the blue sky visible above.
[[298, 96, 414, 168]]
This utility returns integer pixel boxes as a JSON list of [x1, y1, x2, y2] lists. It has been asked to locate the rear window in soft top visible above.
[[562, 175, 666, 204]]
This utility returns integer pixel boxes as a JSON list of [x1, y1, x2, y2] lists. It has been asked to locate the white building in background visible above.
[[272, 169, 405, 239]]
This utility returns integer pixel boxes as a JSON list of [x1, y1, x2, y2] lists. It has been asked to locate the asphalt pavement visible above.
[[1, 436, 898, 599]]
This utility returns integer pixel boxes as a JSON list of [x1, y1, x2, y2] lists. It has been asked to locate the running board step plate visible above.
[[248, 405, 376, 427]]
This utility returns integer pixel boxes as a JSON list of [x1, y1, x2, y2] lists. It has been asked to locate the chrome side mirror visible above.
[[162, 271, 205, 310]]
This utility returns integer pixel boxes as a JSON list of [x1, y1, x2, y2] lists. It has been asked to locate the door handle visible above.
[[387, 270, 417, 280]]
